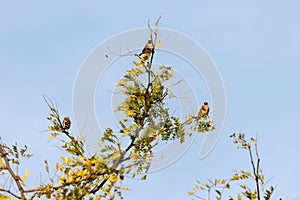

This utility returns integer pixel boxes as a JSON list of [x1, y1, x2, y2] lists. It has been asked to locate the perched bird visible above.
[[139, 40, 154, 56], [198, 102, 209, 118], [62, 117, 71, 130]]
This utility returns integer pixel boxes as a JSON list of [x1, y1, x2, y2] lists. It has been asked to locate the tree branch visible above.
[[0, 144, 25, 199], [248, 142, 260, 200], [0, 188, 23, 199]]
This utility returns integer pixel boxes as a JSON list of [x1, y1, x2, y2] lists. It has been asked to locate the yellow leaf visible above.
[[61, 157, 70, 163], [77, 169, 87, 177], [131, 152, 139, 160], [0, 193, 12, 200], [188, 191, 194, 195], [157, 40, 162, 47], [109, 152, 121, 160], [67, 176, 73, 183], [0, 159, 5, 168], [238, 193, 242, 200], [133, 61, 142, 66], [68, 168, 73, 176], [81, 156, 92, 171], [58, 175, 65, 184], [21, 169, 30, 186], [127, 110, 136, 117], [109, 174, 121, 183], [55, 163, 59, 171]]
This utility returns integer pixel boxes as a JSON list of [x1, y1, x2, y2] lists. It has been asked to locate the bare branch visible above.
[[248, 138, 261, 200], [0, 188, 22, 199]]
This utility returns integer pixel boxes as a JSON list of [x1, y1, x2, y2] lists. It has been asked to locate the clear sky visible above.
[[1, 1, 300, 200]]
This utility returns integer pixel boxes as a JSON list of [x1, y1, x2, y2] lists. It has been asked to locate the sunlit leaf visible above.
[[21, 169, 30, 186], [157, 40, 162, 47], [109, 152, 121, 160], [238, 193, 243, 200]]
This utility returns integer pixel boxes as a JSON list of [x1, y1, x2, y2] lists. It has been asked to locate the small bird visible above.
[[139, 40, 154, 56], [198, 102, 209, 118], [62, 117, 71, 130]]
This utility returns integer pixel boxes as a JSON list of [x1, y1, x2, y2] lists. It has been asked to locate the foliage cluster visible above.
[[0, 18, 214, 200]]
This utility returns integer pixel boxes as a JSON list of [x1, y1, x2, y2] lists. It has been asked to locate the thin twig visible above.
[[0, 188, 22, 199], [255, 134, 262, 196], [248, 141, 261, 200]]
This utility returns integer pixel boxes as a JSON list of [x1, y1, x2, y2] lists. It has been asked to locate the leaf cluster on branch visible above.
[[188, 133, 275, 200], [0, 16, 214, 200]]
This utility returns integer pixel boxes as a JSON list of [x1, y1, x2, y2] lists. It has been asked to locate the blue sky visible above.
[[1, 1, 300, 199]]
